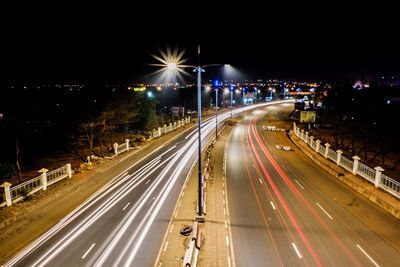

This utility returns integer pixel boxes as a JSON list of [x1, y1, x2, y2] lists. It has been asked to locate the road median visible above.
[[155, 120, 237, 267]]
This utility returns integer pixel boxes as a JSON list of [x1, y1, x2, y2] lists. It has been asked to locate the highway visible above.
[[5, 100, 292, 267], [226, 103, 400, 267]]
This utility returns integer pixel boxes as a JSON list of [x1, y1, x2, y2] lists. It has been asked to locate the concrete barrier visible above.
[[182, 221, 201, 267]]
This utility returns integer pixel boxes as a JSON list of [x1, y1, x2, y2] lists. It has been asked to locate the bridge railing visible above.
[[293, 123, 400, 199]]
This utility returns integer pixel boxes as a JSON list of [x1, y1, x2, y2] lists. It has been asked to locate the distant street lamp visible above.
[[215, 87, 219, 140], [230, 85, 234, 119]]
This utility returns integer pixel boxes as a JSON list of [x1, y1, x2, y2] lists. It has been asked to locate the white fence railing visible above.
[[293, 123, 400, 199], [152, 117, 191, 139], [10, 175, 42, 200], [1, 163, 72, 207]]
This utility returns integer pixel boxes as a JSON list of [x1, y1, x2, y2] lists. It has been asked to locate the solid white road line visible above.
[[270, 201, 276, 210], [259, 178, 263, 184], [146, 179, 151, 184], [291, 242, 303, 259], [122, 202, 130, 211], [294, 179, 305, 190], [316, 202, 333, 220], [81, 243, 96, 259], [356, 244, 380, 267]]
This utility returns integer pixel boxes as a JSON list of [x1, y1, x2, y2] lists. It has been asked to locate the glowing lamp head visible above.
[[167, 63, 177, 70]]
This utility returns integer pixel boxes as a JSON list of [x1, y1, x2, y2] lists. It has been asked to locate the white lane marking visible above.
[[270, 201, 276, 210], [178, 201, 181, 207], [316, 202, 333, 220], [282, 165, 288, 171], [122, 202, 130, 211], [169, 224, 174, 233], [163, 241, 169, 252], [146, 179, 151, 184], [294, 179, 305, 190], [291, 242, 302, 259], [259, 178, 263, 184], [226, 236, 229, 246], [225, 221, 228, 229], [81, 243, 96, 259], [356, 244, 380, 267]]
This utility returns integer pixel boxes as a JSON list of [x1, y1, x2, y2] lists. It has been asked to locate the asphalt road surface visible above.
[[226, 103, 400, 267], [5, 100, 292, 267]]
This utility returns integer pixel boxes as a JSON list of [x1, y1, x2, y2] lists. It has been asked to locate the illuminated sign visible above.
[[133, 87, 146, 92], [300, 111, 316, 124]]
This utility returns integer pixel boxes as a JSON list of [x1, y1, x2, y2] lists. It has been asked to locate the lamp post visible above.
[[230, 86, 234, 119], [242, 87, 246, 106], [215, 88, 219, 140], [153, 47, 225, 218]]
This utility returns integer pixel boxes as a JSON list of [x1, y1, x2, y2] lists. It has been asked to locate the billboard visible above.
[[171, 106, 185, 117], [300, 111, 316, 123]]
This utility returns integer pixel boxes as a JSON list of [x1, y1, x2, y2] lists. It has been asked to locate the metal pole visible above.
[[215, 88, 218, 140], [230, 91, 233, 119], [197, 67, 202, 217]]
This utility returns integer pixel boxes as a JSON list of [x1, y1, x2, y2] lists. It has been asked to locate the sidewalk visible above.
[[0, 122, 194, 264], [156, 125, 234, 267]]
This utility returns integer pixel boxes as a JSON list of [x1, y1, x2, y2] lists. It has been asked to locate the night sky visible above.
[[3, 3, 398, 83]]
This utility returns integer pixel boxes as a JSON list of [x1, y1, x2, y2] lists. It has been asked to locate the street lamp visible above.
[[152, 47, 224, 218], [230, 85, 234, 119], [151, 46, 227, 217], [213, 80, 220, 140]]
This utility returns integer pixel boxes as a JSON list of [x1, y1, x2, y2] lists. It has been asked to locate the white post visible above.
[[39, 168, 49, 191], [0, 182, 12, 207], [315, 140, 321, 152], [352, 156, 360, 175], [301, 129, 304, 140], [310, 136, 314, 147], [305, 132, 309, 144], [169, 122, 172, 131], [113, 143, 118, 156], [174, 122, 177, 129], [324, 143, 330, 158], [66, 163, 72, 178], [125, 139, 130, 151], [336, 150, 343, 165], [163, 124, 167, 133], [374, 166, 384, 188], [158, 127, 161, 136]]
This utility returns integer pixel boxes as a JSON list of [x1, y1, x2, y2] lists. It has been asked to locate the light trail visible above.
[[7, 100, 294, 267]]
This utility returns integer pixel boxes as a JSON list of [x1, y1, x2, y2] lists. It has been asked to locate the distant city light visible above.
[[147, 91, 154, 98]]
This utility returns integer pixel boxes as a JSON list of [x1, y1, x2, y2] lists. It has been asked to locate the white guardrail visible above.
[[293, 123, 400, 199], [152, 117, 191, 138], [1, 164, 72, 207]]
